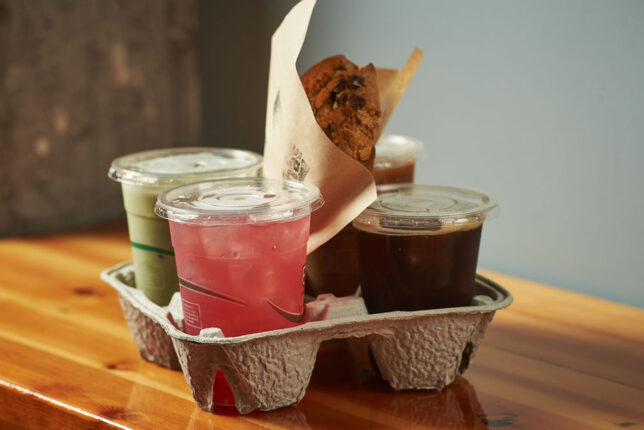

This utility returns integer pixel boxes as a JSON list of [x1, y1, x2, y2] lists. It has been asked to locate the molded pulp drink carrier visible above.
[[101, 262, 512, 414]]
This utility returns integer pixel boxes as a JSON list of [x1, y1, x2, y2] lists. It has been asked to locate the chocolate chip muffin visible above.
[[301, 55, 381, 169]]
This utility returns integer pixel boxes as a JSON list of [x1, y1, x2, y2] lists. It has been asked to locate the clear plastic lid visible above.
[[108, 147, 263, 188], [374, 135, 425, 167], [155, 178, 324, 225], [353, 184, 497, 235]]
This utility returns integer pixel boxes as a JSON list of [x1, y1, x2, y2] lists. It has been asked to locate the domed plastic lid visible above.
[[353, 184, 497, 234], [108, 147, 263, 188], [155, 178, 323, 225], [374, 135, 424, 167]]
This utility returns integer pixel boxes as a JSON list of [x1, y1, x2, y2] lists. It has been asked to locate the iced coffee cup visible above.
[[373, 134, 424, 185], [154, 178, 323, 337], [305, 224, 361, 298], [108, 147, 263, 306], [353, 184, 497, 313], [305, 134, 425, 298]]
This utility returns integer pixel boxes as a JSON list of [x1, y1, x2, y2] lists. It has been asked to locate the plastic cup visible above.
[[373, 134, 424, 185], [304, 223, 361, 298], [108, 147, 263, 305], [353, 184, 497, 313], [156, 177, 322, 408], [304, 135, 425, 298], [154, 178, 323, 337]]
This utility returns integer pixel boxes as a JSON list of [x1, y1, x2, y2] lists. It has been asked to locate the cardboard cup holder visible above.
[[100, 262, 512, 414]]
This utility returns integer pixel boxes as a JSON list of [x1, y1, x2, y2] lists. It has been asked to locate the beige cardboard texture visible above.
[[262, 0, 423, 254], [101, 262, 512, 414]]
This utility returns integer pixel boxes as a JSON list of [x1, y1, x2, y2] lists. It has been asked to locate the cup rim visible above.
[[108, 147, 263, 188], [353, 183, 498, 235], [155, 177, 324, 225], [374, 134, 425, 168]]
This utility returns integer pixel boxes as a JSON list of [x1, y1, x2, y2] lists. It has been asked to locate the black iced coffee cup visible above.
[[352, 184, 497, 313]]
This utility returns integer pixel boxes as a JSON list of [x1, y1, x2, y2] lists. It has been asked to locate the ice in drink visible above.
[[155, 178, 323, 337], [156, 178, 322, 407], [108, 147, 263, 305], [169, 217, 311, 336]]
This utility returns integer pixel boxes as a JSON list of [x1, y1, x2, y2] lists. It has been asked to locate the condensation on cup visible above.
[[108, 147, 263, 305], [154, 177, 323, 337]]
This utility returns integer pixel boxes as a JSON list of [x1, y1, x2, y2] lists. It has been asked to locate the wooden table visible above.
[[0, 222, 642, 429]]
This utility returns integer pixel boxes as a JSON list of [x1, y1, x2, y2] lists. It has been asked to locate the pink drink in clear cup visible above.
[[155, 178, 322, 407], [169, 216, 312, 336]]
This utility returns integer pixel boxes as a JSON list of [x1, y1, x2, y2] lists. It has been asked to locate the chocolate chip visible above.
[[349, 94, 366, 110], [349, 75, 365, 89], [331, 78, 348, 96]]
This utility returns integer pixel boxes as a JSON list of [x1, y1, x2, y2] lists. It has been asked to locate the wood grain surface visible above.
[[0, 221, 642, 429]]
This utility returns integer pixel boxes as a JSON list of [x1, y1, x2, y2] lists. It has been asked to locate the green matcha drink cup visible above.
[[108, 147, 263, 305]]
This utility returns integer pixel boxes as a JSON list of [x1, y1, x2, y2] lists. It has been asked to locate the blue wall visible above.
[[296, 0, 644, 307]]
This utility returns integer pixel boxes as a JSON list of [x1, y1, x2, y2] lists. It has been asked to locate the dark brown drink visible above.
[[305, 224, 360, 297], [305, 160, 414, 298], [305, 136, 423, 298], [373, 159, 415, 185], [373, 134, 423, 185], [353, 184, 497, 314], [356, 226, 482, 313]]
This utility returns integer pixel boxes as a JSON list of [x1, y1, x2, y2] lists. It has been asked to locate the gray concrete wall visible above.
[[0, 0, 199, 236]]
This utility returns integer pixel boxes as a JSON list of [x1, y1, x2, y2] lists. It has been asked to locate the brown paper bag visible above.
[[263, 0, 423, 253]]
